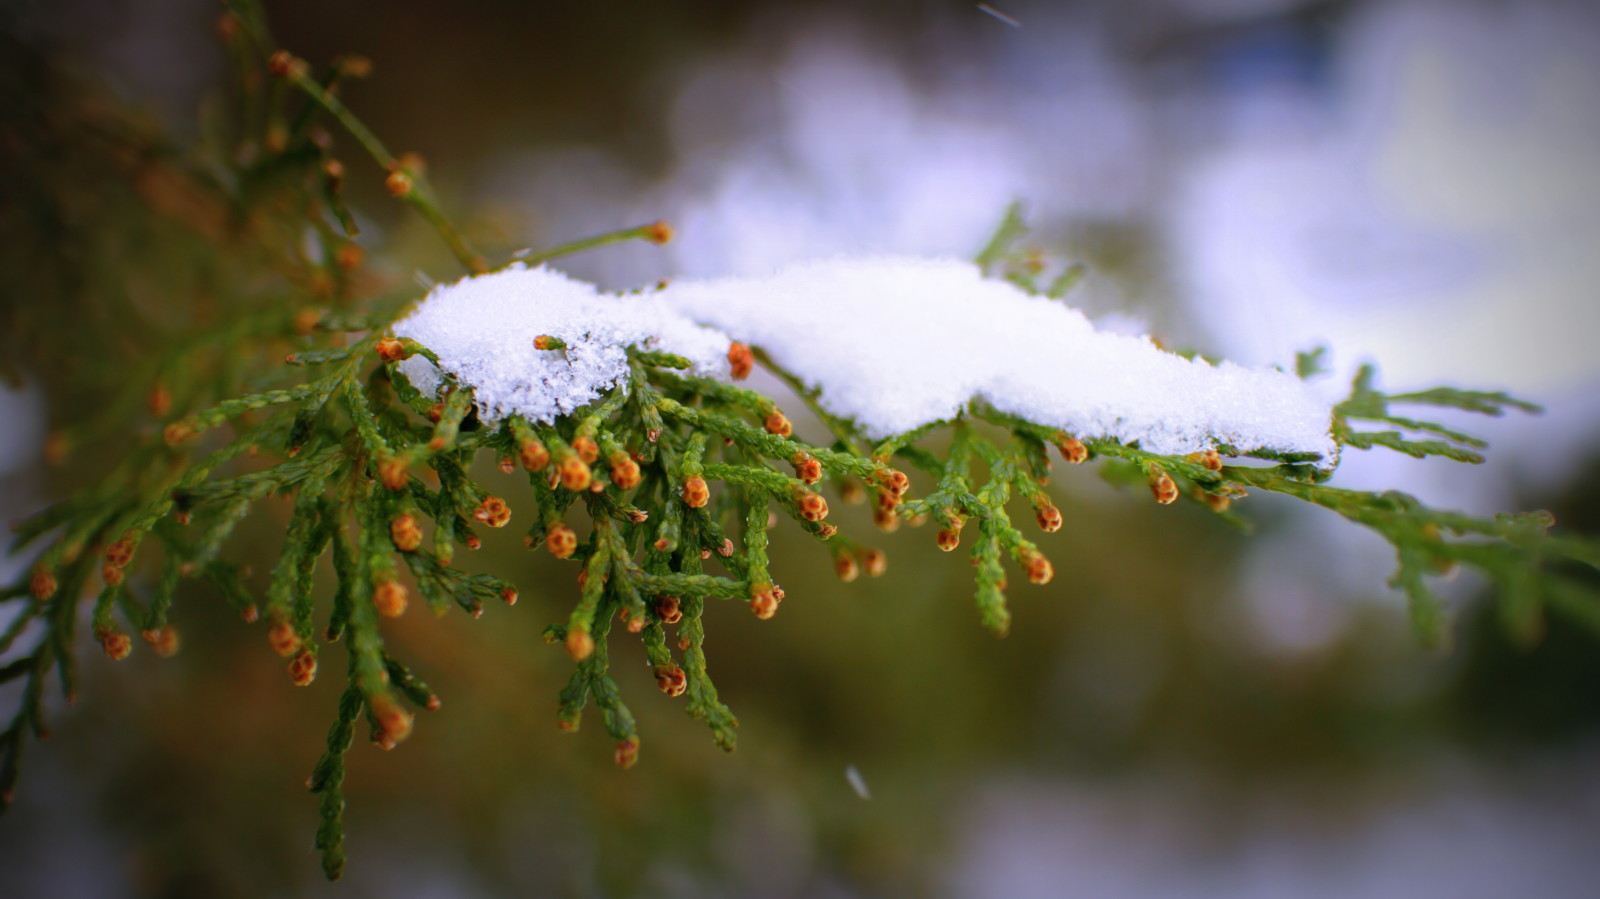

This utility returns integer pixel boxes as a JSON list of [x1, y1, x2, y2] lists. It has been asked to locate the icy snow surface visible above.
[[393, 257, 1335, 460], [393, 265, 732, 423]]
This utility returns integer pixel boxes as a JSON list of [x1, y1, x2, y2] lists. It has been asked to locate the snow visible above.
[[393, 265, 732, 424], [393, 257, 1335, 461]]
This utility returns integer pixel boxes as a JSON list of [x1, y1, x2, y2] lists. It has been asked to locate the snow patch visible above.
[[393, 257, 1335, 460]]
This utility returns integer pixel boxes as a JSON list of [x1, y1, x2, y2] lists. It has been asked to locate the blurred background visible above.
[[3, 0, 1600, 895]]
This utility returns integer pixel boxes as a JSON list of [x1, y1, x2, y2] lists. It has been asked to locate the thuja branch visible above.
[[6, 10, 1600, 885]]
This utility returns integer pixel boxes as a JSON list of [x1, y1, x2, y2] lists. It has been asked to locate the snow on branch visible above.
[[396, 257, 1337, 461]]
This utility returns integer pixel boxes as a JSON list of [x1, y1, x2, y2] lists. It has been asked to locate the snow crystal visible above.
[[393, 257, 1335, 461], [393, 265, 731, 424]]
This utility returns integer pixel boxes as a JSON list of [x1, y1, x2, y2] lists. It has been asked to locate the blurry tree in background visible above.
[[3, 1, 1600, 897]]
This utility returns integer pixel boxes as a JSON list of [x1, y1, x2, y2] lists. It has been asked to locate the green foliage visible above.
[[3, 1, 1599, 883]]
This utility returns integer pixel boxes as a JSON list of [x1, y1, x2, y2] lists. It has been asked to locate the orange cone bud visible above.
[[269, 621, 302, 657], [683, 475, 710, 508], [1057, 436, 1088, 464], [373, 580, 408, 617], [473, 496, 511, 528], [1034, 502, 1063, 532], [764, 411, 792, 437], [834, 554, 860, 582], [376, 337, 409, 362], [546, 523, 577, 559], [558, 455, 592, 492], [654, 664, 687, 697], [565, 629, 594, 661], [609, 453, 641, 490], [100, 631, 132, 661], [519, 439, 549, 471], [727, 342, 753, 380], [750, 585, 779, 619], [656, 595, 683, 624], [288, 649, 318, 686], [795, 489, 829, 522], [790, 452, 822, 484], [390, 513, 423, 552]]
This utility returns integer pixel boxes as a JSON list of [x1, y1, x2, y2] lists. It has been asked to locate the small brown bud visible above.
[[558, 455, 592, 492], [142, 627, 181, 659], [519, 439, 550, 472], [376, 336, 409, 362], [834, 554, 860, 582], [718, 538, 735, 557], [882, 469, 911, 497], [163, 421, 196, 446], [373, 695, 414, 746], [335, 243, 364, 271], [335, 54, 373, 78], [546, 523, 577, 559], [533, 334, 564, 351], [292, 307, 322, 336], [288, 649, 317, 686], [614, 737, 640, 769], [609, 453, 641, 490], [100, 631, 132, 661], [654, 664, 687, 698], [677, 636, 691, 651], [839, 479, 866, 505], [373, 580, 408, 618], [378, 455, 409, 491], [501, 587, 518, 606], [790, 452, 822, 485], [241, 605, 259, 623], [727, 342, 753, 380], [1150, 471, 1179, 505], [795, 488, 829, 522], [267, 50, 304, 79], [1195, 448, 1224, 471], [1056, 436, 1088, 464], [1020, 548, 1054, 585], [105, 536, 136, 569], [750, 585, 779, 620], [28, 566, 56, 601], [655, 595, 682, 624], [390, 513, 423, 553], [465, 533, 482, 550], [875, 488, 900, 514], [683, 475, 710, 508], [385, 169, 413, 197], [43, 432, 68, 465], [498, 456, 516, 475], [147, 383, 172, 419], [1034, 502, 1063, 533], [764, 411, 792, 438], [101, 565, 124, 587], [572, 435, 600, 464], [565, 629, 594, 661], [861, 548, 887, 578], [644, 220, 673, 245], [473, 496, 512, 528], [269, 621, 302, 657], [817, 522, 839, 538], [873, 507, 901, 532]]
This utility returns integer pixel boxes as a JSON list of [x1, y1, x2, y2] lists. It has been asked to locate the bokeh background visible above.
[[3, 0, 1600, 896]]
